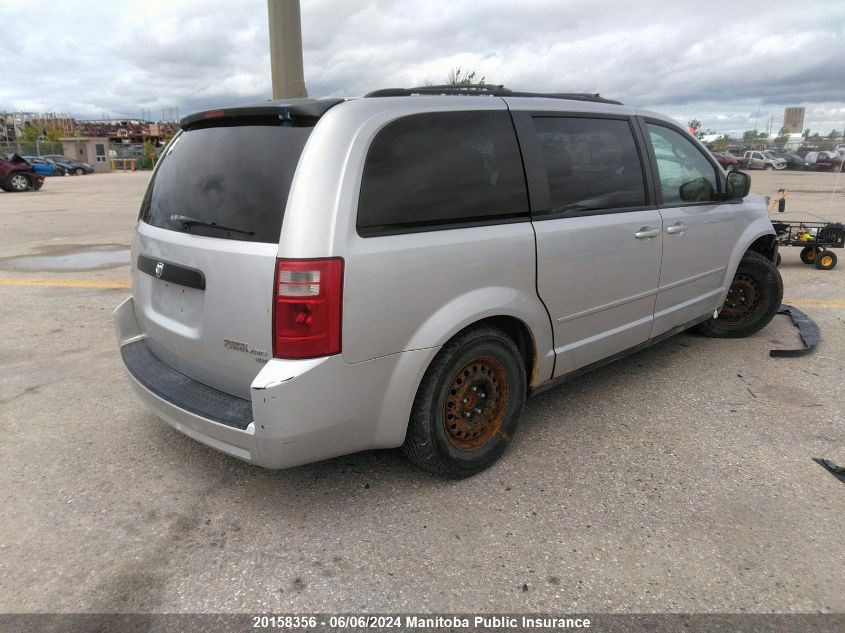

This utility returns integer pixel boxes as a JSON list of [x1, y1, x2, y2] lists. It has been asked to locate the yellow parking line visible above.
[[0, 278, 130, 289]]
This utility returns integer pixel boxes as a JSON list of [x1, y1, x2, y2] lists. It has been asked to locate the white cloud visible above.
[[0, 0, 842, 133]]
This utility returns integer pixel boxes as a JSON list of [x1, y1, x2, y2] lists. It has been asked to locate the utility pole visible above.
[[267, 0, 307, 99]]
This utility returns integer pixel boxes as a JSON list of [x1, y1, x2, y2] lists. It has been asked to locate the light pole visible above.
[[267, 0, 307, 99]]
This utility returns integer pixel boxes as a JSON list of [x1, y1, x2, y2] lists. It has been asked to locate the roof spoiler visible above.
[[180, 99, 345, 129]]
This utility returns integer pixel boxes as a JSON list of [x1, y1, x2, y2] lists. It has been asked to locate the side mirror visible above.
[[725, 170, 750, 200]]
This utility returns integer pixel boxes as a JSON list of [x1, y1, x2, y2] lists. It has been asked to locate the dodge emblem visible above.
[[155, 262, 164, 278]]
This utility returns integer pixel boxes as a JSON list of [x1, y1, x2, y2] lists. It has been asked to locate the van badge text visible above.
[[224, 339, 269, 363]]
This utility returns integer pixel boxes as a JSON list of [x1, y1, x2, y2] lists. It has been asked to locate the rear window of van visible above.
[[141, 125, 312, 243]]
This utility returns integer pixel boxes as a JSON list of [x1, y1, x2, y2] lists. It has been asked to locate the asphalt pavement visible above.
[[0, 170, 843, 613]]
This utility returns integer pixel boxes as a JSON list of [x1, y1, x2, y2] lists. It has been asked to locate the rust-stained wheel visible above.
[[403, 325, 526, 478], [443, 355, 510, 452]]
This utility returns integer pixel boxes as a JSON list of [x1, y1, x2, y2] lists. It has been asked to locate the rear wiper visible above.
[[170, 214, 255, 236]]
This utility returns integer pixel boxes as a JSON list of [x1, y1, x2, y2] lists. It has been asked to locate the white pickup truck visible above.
[[743, 150, 787, 170]]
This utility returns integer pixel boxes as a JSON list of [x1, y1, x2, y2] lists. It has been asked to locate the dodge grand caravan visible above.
[[114, 85, 782, 478]]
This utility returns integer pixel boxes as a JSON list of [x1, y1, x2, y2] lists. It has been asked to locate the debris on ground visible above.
[[770, 305, 820, 357], [813, 458, 845, 484]]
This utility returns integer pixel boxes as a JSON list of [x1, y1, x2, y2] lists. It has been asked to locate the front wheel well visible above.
[[746, 234, 778, 263]]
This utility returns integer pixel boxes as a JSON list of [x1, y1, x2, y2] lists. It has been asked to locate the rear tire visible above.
[[800, 246, 819, 264], [74, 167, 85, 175], [402, 325, 526, 479], [696, 251, 783, 338], [815, 251, 837, 270]]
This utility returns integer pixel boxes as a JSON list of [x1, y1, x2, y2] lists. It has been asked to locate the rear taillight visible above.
[[272, 258, 344, 359]]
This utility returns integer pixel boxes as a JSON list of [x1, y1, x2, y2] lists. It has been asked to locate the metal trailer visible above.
[[770, 219, 844, 270]]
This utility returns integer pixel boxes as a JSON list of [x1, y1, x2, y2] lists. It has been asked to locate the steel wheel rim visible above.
[[9, 174, 27, 190], [721, 273, 760, 321], [443, 355, 509, 451], [820, 254, 833, 268]]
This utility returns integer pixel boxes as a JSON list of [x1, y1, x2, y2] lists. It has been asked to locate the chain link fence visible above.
[[1, 140, 65, 157]]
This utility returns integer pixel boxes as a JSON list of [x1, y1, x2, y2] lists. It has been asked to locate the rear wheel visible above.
[[815, 251, 837, 270], [402, 325, 526, 479], [697, 251, 783, 338], [6, 173, 31, 192], [800, 246, 819, 264], [74, 167, 85, 175]]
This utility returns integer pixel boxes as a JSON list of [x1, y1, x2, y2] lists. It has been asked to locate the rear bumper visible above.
[[113, 297, 432, 469]]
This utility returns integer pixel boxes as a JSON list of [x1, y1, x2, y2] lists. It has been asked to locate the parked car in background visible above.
[[712, 151, 748, 171], [0, 154, 45, 192], [43, 154, 94, 175], [22, 156, 67, 176], [780, 153, 811, 170], [743, 150, 786, 170], [812, 151, 844, 171]]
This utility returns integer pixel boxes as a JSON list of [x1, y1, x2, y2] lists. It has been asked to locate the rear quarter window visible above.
[[357, 111, 528, 235]]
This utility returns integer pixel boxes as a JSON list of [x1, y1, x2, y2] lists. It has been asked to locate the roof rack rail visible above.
[[364, 84, 622, 105]]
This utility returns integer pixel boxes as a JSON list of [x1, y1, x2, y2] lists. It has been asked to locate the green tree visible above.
[[827, 129, 840, 139], [15, 122, 67, 142], [742, 129, 759, 142], [17, 123, 40, 142], [44, 127, 65, 142], [711, 135, 730, 152], [803, 128, 811, 139], [140, 139, 157, 169], [447, 67, 485, 86], [773, 126, 790, 149], [687, 119, 702, 138]]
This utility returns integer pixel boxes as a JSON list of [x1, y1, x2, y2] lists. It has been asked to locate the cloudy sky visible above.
[[2, 0, 844, 135]]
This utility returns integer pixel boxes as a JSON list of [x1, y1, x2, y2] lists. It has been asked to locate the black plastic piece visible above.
[[120, 339, 253, 430], [769, 304, 820, 357], [137, 255, 206, 291], [813, 458, 845, 484], [180, 98, 344, 129], [365, 84, 622, 105]]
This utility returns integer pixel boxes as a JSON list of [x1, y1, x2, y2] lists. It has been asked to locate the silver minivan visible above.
[[115, 85, 782, 478]]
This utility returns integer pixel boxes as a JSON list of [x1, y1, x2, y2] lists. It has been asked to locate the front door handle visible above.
[[635, 227, 660, 239], [666, 223, 688, 235]]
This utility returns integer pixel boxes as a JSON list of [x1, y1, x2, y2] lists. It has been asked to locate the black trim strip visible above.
[[120, 339, 252, 430], [529, 312, 711, 397], [357, 213, 529, 237], [137, 255, 206, 290]]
